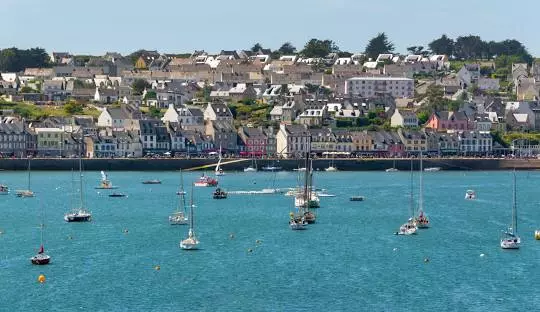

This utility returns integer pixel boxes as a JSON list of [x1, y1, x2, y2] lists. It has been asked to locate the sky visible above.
[[1, 0, 539, 56]]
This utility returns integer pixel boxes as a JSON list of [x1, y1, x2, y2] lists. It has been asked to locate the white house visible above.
[[162, 104, 204, 132], [390, 109, 419, 128], [94, 88, 119, 104], [97, 107, 130, 130], [345, 77, 414, 98], [276, 123, 310, 158], [204, 102, 234, 124]]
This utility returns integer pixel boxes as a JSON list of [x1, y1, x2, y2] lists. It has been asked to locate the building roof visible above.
[[107, 107, 129, 120], [435, 111, 468, 121]]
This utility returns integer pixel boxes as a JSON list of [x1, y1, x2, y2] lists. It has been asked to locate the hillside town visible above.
[[0, 35, 538, 159]]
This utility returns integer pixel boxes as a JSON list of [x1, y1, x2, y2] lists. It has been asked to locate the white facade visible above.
[[458, 131, 492, 153], [345, 77, 414, 98], [390, 109, 418, 127], [276, 124, 310, 158]]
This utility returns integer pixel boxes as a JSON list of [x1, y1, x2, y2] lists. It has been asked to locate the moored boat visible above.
[[0, 184, 9, 195], [213, 187, 228, 199], [194, 174, 218, 187], [501, 170, 520, 249], [180, 186, 199, 250], [31, 201, 50, 265], [142, 179, 161, 184], [465, 189, 476, 200], [350, 196, 364, 201], [170, 169, 188, 225], [109, 193, 127, 198], [64, 149, 92, 223]]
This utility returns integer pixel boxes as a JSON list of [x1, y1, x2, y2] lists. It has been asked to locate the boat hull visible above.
[[95, 186, 118, 190], [180, 239, 199, 250], [500, 240, 520, 249], [350, 196, 364, 201], [64, 214, 92, 222], [108, 194, 126, 197], [31, 255, 50, 265]]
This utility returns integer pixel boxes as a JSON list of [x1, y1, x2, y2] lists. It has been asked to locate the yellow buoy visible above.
[[535, 230, 540, 240], [38, 274, 46, 283]]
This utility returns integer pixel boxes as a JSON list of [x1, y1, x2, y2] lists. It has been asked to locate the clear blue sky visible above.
[[2, 0, 538, 56]]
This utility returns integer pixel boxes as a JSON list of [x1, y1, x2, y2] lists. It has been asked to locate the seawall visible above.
[[1, 158, 540, 171]]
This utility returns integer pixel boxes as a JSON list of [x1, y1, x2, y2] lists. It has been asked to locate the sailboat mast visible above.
[[27, 158, 31, 190], [79, 140, 83, 208], [419, 151, 423, 213], [304, 150, 309, 206], [513, 169, 517, 234], [180, 169, 186, 213], [190, 185, 194, 230], [410, 158, 414, 218], [40, 200, 44, 248]]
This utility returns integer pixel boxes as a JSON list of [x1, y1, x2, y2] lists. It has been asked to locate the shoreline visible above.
[[0, 158, 539, 171]]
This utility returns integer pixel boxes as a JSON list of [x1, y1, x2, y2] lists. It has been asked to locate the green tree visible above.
[[148, 107, 163, 118], [251, 43, 263, 52], [20, 86, 38, 93], [132, 79, 151, 95], [406, 46, 429, 56], [428, 34, 454, 56], [364, 33, 395, 60], [278, 42, 296, 55], [0, 47, 50, 72], [417, 111, 429, 124], [301, 39, 339, 58], [63, 101, 84, 114], [453, 35, 486, 59]]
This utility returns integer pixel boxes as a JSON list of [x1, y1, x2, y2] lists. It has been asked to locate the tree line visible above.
[[0, 47, 50, 72]]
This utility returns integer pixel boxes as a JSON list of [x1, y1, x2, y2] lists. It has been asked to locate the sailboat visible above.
[[31, 201, 50, 265], [169, 170, 188, 225], [180, 186, 199, 250], [386, 159, 399, 172], [325, 157, 338, 172], [414, 152, 430, 229], [396, 159, 417, 235], [244, 158, 258, 172], [501, 170, 520, 249], [64, 151, 92, 222], [294, 158, 320, 209], [292, 153, 317, 226], [95, 171, 117, 189], [215, 146, 224, 176], [16, 158, 34, 197]]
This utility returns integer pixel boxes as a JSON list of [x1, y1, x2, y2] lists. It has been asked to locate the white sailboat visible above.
[[64, 150, 92, 222], [215, 146, 224, 176], [501, 170, 520, 249], [385, 159, 399, 172], [415, 152, 430, 229], [180, 186, 199, 250], [16, 158, 34, 197], [169, 169, 188, 225], [294, 160, 320, 209], [244, 158, 258, 172], [396, 159, 417, 235], [465, 189, 476, 200], [325, 157, 338, 172]]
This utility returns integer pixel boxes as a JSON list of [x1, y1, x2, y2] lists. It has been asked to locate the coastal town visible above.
[[0, 34, 538, 159]]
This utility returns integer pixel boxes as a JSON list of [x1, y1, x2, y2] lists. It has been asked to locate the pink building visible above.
[[425, 111, 470, 131]]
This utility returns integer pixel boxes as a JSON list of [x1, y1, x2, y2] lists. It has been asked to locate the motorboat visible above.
[[293, 167, 306, 172], [350, 196, 365, 201], [108, 193, 127, 198], [0, 184, 9, 195], [261, 165, 282, 172], [424, 167, 441, 172], [317, 192, 336, 197], [289, 213, 307, 230], [244, 166, 257, 172], [465, 190, 476, 200], [385, 168, 399, 172], [142, 179, 161, 185], [194, 174, 218, 187], [213, 188, 228, 199], [396, 219, 418, 235]]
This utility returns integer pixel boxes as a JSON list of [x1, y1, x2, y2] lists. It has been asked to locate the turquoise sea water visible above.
[[1, 170, 540, 311]]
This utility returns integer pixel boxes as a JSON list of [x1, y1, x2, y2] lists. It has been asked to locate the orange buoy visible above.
[[38, 274, 46, 283]]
